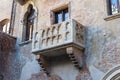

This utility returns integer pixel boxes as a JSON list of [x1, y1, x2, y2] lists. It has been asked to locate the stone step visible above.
[[68, 54, 74, 56], [38, 62, 42, 65], [67, 53, 81, 69], [70, 56, 75, 58], [69, 55, 75, 58], [73, 63, 79, 66], [70, 56, 75, 59], [41, 65, 44, 68], [42, 67, 47, 72], [70, 58, 76, 61], [72, 60, 78, 63]]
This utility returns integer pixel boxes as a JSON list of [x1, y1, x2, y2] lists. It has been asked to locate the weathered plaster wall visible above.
[[0, 33, 21, 80], [0, 0, 12, 21], [19, 42, 40, 80], [0, 51, 23, 80], [0, 1, 40, 80], [10, 0, 120, 80], [50, 55, 79, 80], [31, 0, 120, 80]]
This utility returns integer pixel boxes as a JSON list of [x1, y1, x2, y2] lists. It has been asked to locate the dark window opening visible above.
[[23, 4, 36, 41], [108, 0, 119, 15], [55, 8, 69, 24]]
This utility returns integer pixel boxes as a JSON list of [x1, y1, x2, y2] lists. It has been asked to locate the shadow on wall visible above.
[[29, 71, 63, 80], [0, 74, 4, 80], [85, 26, 113, 64], [85, 26, 120, 79]]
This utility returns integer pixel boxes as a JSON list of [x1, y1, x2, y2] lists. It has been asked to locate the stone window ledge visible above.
[[104, 13, 120, 21], [19, 40, 32, 46]]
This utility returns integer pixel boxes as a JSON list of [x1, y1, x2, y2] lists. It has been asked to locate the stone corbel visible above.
[[35, 54, 50, 76], [66, 47, 84, 69]]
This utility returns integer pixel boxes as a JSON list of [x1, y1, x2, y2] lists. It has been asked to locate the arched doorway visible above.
[[23, 3, 37, 41], [102, 65, 120, 80], [0, 18, 10, 34]]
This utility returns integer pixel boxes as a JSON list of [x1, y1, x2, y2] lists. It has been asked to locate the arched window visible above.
[[102, 65, 120, 80], [0, 19, 10, 34], [23, 4, 36, 41]]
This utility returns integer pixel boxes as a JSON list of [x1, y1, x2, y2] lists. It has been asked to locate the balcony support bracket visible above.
[[66, 46, 84, 69]]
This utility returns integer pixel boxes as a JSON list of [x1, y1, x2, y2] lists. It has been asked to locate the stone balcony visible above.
[[32, 19, 85, 73], [32, 19, 85, 55]]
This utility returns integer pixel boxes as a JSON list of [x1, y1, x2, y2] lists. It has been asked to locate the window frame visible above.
[[22, 4, 36, 42], [50, 3, 71, 25], [107, 0, 120, 15], [54, 8, 69, 24]]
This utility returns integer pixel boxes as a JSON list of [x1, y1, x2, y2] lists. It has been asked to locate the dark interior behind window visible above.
[[108, 0, 119, 15], [55, 8, 69, 24]]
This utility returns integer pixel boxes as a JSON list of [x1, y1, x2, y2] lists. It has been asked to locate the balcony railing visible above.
[[32, 19, 85, 53]]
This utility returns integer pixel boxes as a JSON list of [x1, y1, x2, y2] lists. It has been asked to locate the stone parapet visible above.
[[32, 19, 85, 53]]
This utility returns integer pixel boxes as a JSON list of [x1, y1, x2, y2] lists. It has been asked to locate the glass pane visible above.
[[58, 13, 62, 23], [65, 12, 69, 21], [110, 0, 119, 14]]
